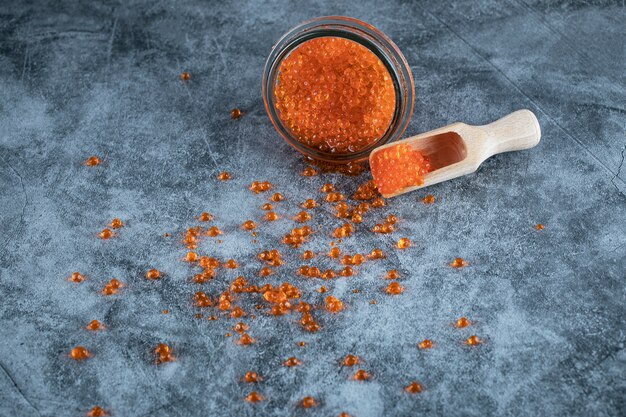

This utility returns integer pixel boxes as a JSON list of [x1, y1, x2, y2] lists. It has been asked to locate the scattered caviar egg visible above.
[[370, 299, 378, 305], [231, 307, 246, 318], [102, 279, 123, 295], [294, 211, 312, 222], [456, 317, 470, 328], [265, 211, 279, 221], [397, 238, 411, 249], [98, 228, 113, 239], [194, 291, 212, 307], [325, 296, 344, 313], [109, 218, 123, 229], [284, 357, 302, 367], [230, 108, 242, 119], [242, 220, 257, 231], [302, 166, 319, 177], [237, 333, 255, 345], [69, 272, 85, 283], [206, 226, 223, 237], [162, 309, 169, 314], [185, 251, 198, 262], [405, 381, 423, 394], [339, 266, 354, 277], [353, 179, 379, 200], [234, 322, 249, 333], [450, 258, 469, 268], [245, 391, 263, 403], [274, 37, 395, 154], [422, 194, 436, 204], [146, 268, 161, 280], [69, 346, 91, 361], [368, 249, 385, 260], [298, 341, 306, 347], [386, 214, 398, 224], [302, 250, 314, 259], [84, 156, 101, 166], [250, 181, 273, 194], [342, 354, 360, 366], [339, 413, 352, 417], [318, 286, 327, 293], [418, 339, 434, 349], [300, 396, 317, 408], [371, 143, 431, 195], [328, 247, 341, 258], [259, 266, 273, 277], [535, 223, 545, 230], [271, 192, 285, 202], [353, 369, 371, 381], [351, 213, 362, 224], [386, 282, 404, 295], [243, 371, 261, 383], [154, 343, 175, 363], [86, 320, 103, 331], [87, 406, 108, 417], [224, 259, 238, 269], [466, 335, 482, 346], [371, 197, 386, 207], [261, 203, 274, 211], [321, 183, 335, 193], [198, 212, 214, 222], [352, 289, 360, 293], [263, 288, 287, 304], [180, 71, 190, 81], [386, 269, 400, 280], [326, 192, 345, 202], [302, 199, 317, 209]]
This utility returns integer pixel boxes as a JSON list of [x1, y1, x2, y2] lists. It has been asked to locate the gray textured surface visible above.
[[1, 1, 625, 416]]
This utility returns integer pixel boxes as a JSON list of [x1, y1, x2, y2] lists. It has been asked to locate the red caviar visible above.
[[418, 339, 434, 349], [102, 279, 123, 296], [325, 296, 344, 313], [422, 194, 436, 204], [86, 320, 103, 331], [69, 272, 85, 283], [146, 269, 161, 280], [87, 406, 108, 417], [456, 317, 470, 328], [396, 238, 411, 249], [300, 396, 317, 408], [535, 223, 545, 230], [466, 335, 482, 346], [180, 72, 190, 81], [342, 354, 360, 366], [386, 282, 404, 295], [230, 109, 242, 119], [245, 391, 263, 403], [154, 343, 175, 363], [302, 199, 317, 209], [70, 346, 91, 360], [371, 143, 431, 195], [84, 156, 101, 166], [386, 270, 400, 280], [243, 371, 261, 383], [98, 228, 113, 239], [284, 357, 302, 367], [274, 37, 395, 154], [450, 258, 469, 268], [198, 212, 214, 222], [302, 166, 319, 177], [265, 211, 278, 221], [405, 381, 423, 393], [353, 369, 371, 381], [250, 181, 273, 193], [110, 218, 123, 229]]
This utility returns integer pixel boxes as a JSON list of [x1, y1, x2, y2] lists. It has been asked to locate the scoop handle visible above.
[[478, 109, 541, 156]]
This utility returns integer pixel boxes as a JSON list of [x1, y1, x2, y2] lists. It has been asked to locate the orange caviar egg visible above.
[[353, 369, 371, 381], [185, 251, 198, 262], [386, 269, 400, 279], [69, 346, 91, 360], [85, 320, 103, 331], [418, 339, 434, 349], [274, 37, 395, 154], [302, 199, 317, 209], [265, 211, 279, 221], [294, 211, 312, 222], [368, 249, 385, 259], [298, 341, 307, 347], [456, 317, 471, 328], [231, 307, 245, 318], [162, 309, 169, 314], [198, 212, 214, 221], [194, 270, 215, 283], [466, 335, 482, 346], [351, 213, 362, 224], [263, 289, 287, 304], [146, 268, 162, 280], [261, 203, 274, 210], [339, 266, 354, 277], [353, 179, 379, 200], [242, 220, 257, 231], [325, 296, 344, 313], [535, 223, 545, 230], [243, 371, 261, 383], [386, 282, 404, 295], [328, 247, 341, 258], [234, 322, 249, 333], [300, 396, 317, 408], [370, 143, 431, 195], [284, 357, 302, 367], [339, 413, 352, 417], [259, 266, 273, 277], [227, 107, 241, 119], [86, 406, 108, 417], [69, 272, 85, 283], [84, 156, 101, 166], [302, 250, 314, 259], [405, 381, 423, 394], [155, 343, 175, 363], [224, 259, 238, 268], [302, 166, 319, 176], [245, 391, 263, 403], [102, 279, 123, 296], [326, 192, 345, 203], [180, 71, 190, 81], [237, 333, 255, 345], [397, 238, 411, 249], [206, 226, 223, 237], [250, 181, 273, 194], [386, 214, 398, 224], [270, 192, 285, 202], [422, 194, 436, 204], [321, 183, 335, 193], [342, 354, 360, 366], [318, 286, 327, 293], [371, 197, 386, 208], [450, 258, 469, 268], [98, 228, 113, 239], [110, 218, 123, 229], [194, 291, 212, 307]]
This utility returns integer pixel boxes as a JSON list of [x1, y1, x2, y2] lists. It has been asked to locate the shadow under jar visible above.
[[262, 16, 415, 164]]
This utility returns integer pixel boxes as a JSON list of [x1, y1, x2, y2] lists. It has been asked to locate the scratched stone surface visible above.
[[0, 1, 625, 416]]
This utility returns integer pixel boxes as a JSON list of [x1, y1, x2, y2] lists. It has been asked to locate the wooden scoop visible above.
[[370, 109, 541, 197]]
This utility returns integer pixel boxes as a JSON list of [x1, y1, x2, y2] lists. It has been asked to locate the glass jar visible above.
[[262, 16, 415, 163]]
